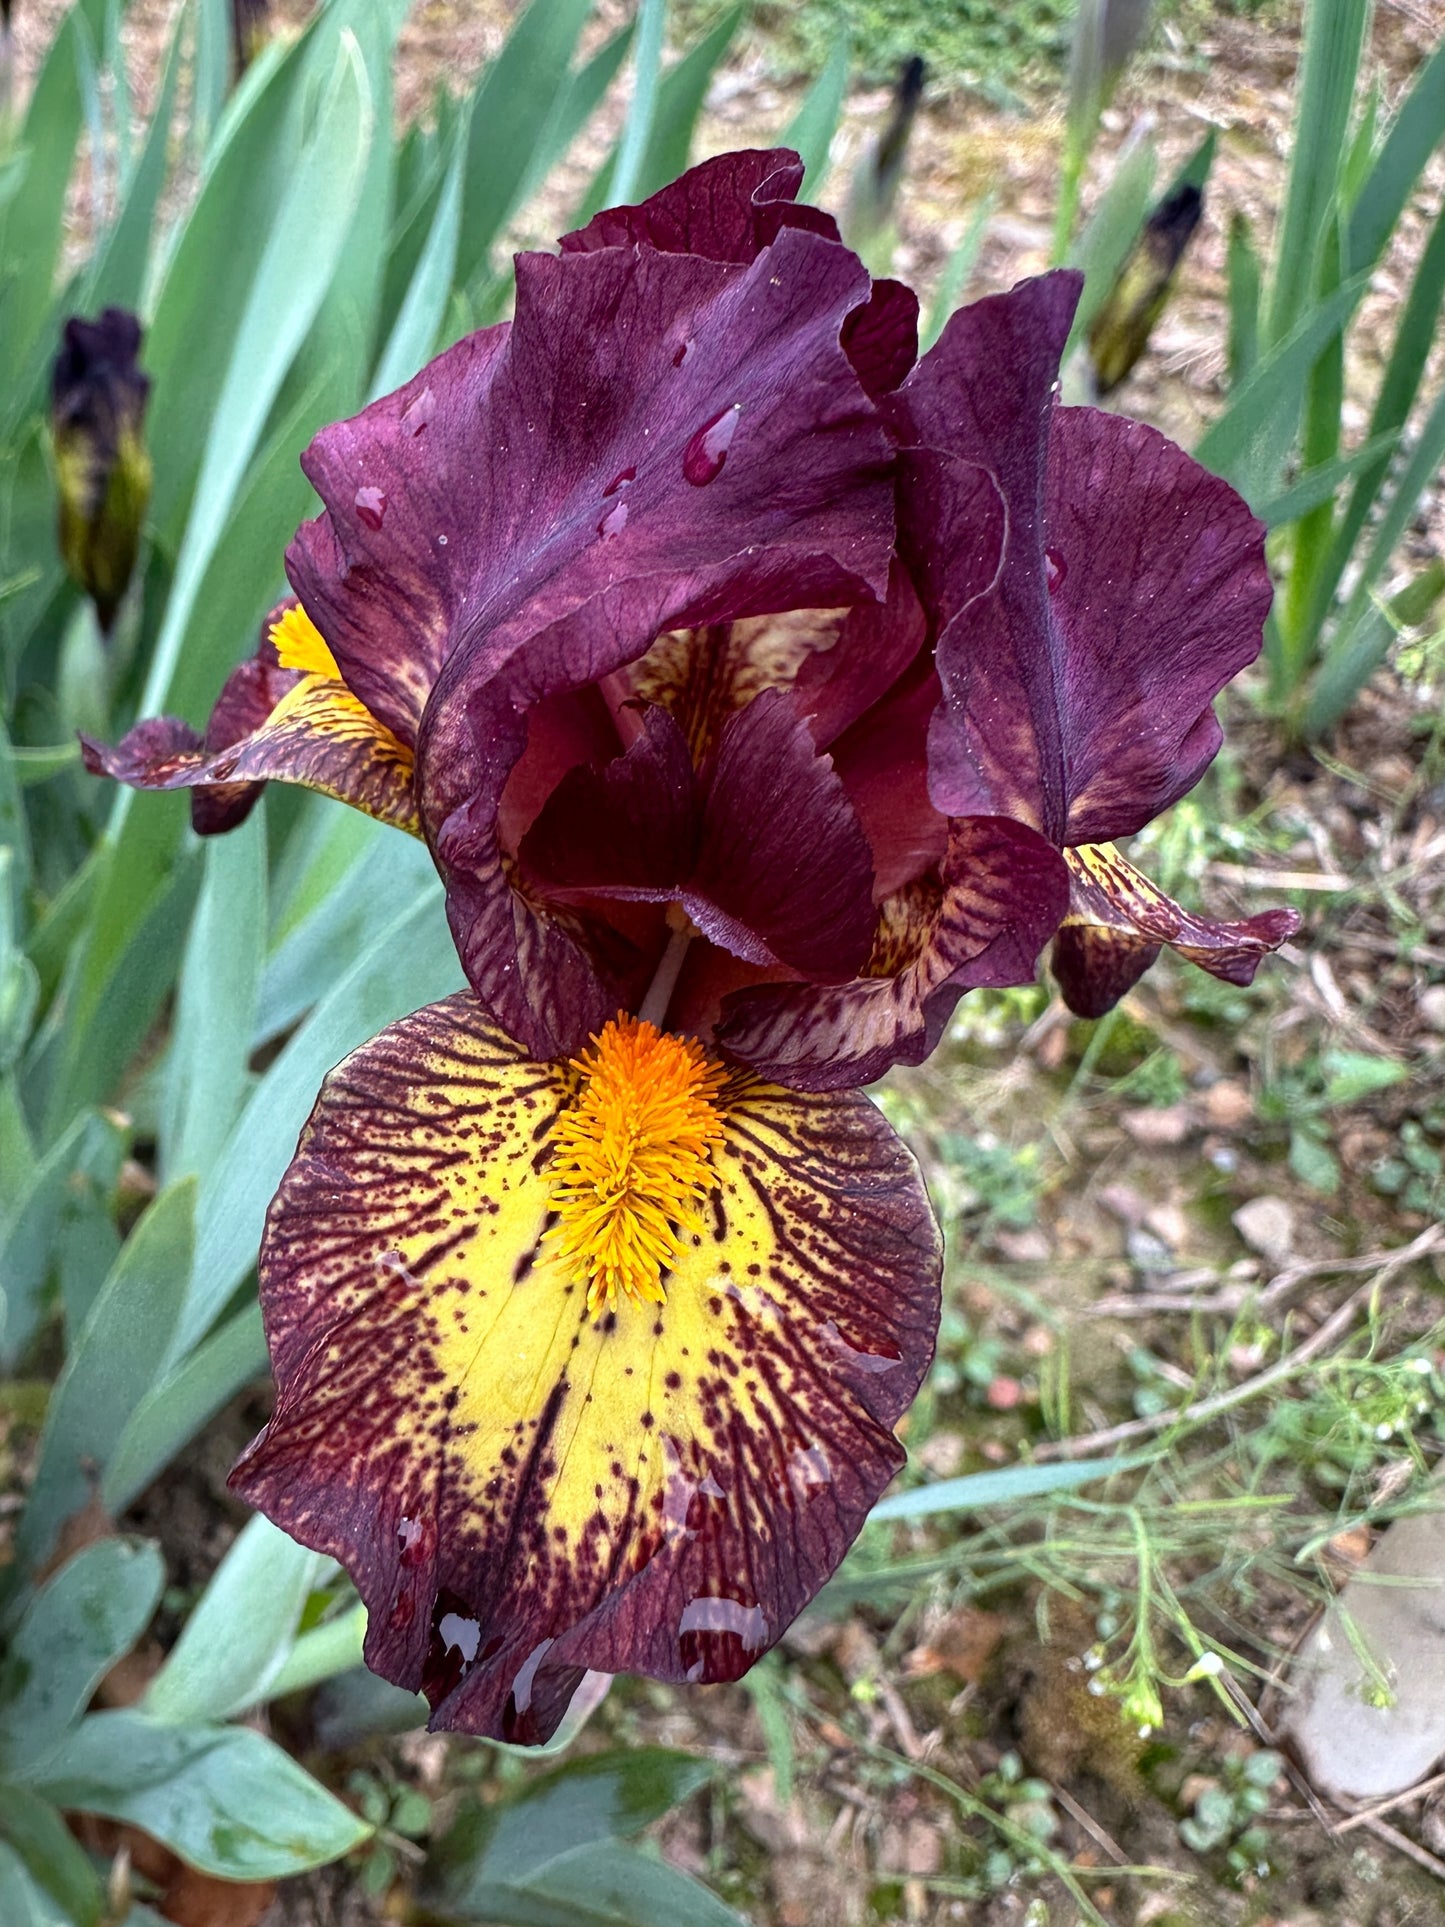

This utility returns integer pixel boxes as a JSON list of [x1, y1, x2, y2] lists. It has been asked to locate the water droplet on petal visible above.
[[355, 485, 387, 530], [602, 466, 636, 497], [682, 404, 741, 486], [597, 499, 629, 540], [437, 533, 448, 547], [1045, 548, 1067, 592], [672, 337, 695, 368], [401, 387, 434, 436]]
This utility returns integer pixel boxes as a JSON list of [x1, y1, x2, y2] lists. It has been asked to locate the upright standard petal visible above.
[[1051, 844, 1300, 1018], [716, 817, 1070, 1090], [408, 226, 895, 1058], [81, 605, 420, 837], [286, 324, 513, 742], [231, 994, 940, 1744], [561, 147, 840, 262], [895, 272, 1271, 847]]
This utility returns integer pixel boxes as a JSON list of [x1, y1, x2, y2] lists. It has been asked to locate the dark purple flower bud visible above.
[[1088, 183, 1205, 396], [51, 308, 152, 633]]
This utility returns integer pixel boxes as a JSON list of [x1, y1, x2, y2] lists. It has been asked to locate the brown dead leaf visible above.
[[95, 1636, 165, 1709], [832, 1619, 880, 1685], [69, 1817, 275, 1927], [905, 1607, 1008, 1684], [38, 1493, 114, 1580]]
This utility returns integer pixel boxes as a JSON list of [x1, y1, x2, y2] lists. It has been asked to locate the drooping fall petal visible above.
[[895, 271, 1271, 848], [231, 993, 940, 1744], [81, 606, 420, 836], [716, 816, 1071, 1090], [1051, 843, 1300, 1019]]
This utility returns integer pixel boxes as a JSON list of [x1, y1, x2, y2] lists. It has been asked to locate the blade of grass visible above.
[[610, 0, 666, 208], [921, 192, 996, 352], [1306, 195, 1445, 645], [84, 1, 182, 313], [161, 802, 266, 1186], [0, 0, 105, 407], [1253, 430, 1399, 529], [783, 36, 849, 193], [1195, 271, 1368, 506], [46, 35, 374, 1132], [103, 1302, 265, 1513], [1266, 0, 1368, 346], [454, 0, 593, 288], [15, 1178, 195, 1572], [1275, 213, 1346, 698], [369, 124, 463, 398], [869, 1454, 1145, 1521], [1226, 213, 1261, 385], [1330, 378, 1445, 650], [1345, 34, 1445, 276], [577, 7, 742, 221]]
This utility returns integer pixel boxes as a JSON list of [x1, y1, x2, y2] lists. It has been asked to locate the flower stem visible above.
[[637, 925, 692, 1030]]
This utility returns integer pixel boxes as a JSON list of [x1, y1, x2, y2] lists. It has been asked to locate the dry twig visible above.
[[1035, 1235, 1445, 1461]]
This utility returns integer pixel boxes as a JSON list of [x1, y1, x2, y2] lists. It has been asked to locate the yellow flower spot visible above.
[[271, 604, 341, 681], [549, 1016, 727, 1317]]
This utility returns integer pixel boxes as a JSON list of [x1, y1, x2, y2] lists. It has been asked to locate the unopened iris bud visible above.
[[844, 55, 926, 266], [1087, 182, 1204, 397], [231, 0, 271, 75], [51, 307, 152, 634]]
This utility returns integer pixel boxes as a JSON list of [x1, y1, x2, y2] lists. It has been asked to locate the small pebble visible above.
[[1232, 1195, 1296, 1266]]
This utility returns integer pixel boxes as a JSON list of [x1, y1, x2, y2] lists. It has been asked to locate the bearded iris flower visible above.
[[85, 151, 1296, 1744]]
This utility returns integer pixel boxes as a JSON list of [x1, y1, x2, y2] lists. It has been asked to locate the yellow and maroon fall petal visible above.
[[1051, 844, 1300, 1019], [715, 815, 1070, 1090], [81, 605, 421, 837], [230, 993, 940, 1744]]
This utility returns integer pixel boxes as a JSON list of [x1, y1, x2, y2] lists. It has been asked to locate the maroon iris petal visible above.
[[190, 622, 300, 832], [893, 272, 1080, 841], [520, 703, 700, 900], [792, 563, 930, 755], [287, 324, 512, 744], [1051, 844, 1301, 1018], [840, 279, 921, 400], [561, 146, 841, 261], [893, 269, 1272, 849], [404, 226, 894, 1057], [716, 816, 1070, 1089], [687, 689, 877, 980], [1042, 407, 1273, 845]]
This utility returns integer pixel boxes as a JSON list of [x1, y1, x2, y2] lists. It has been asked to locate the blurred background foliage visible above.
[[1, 0, 1443, 1921]]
